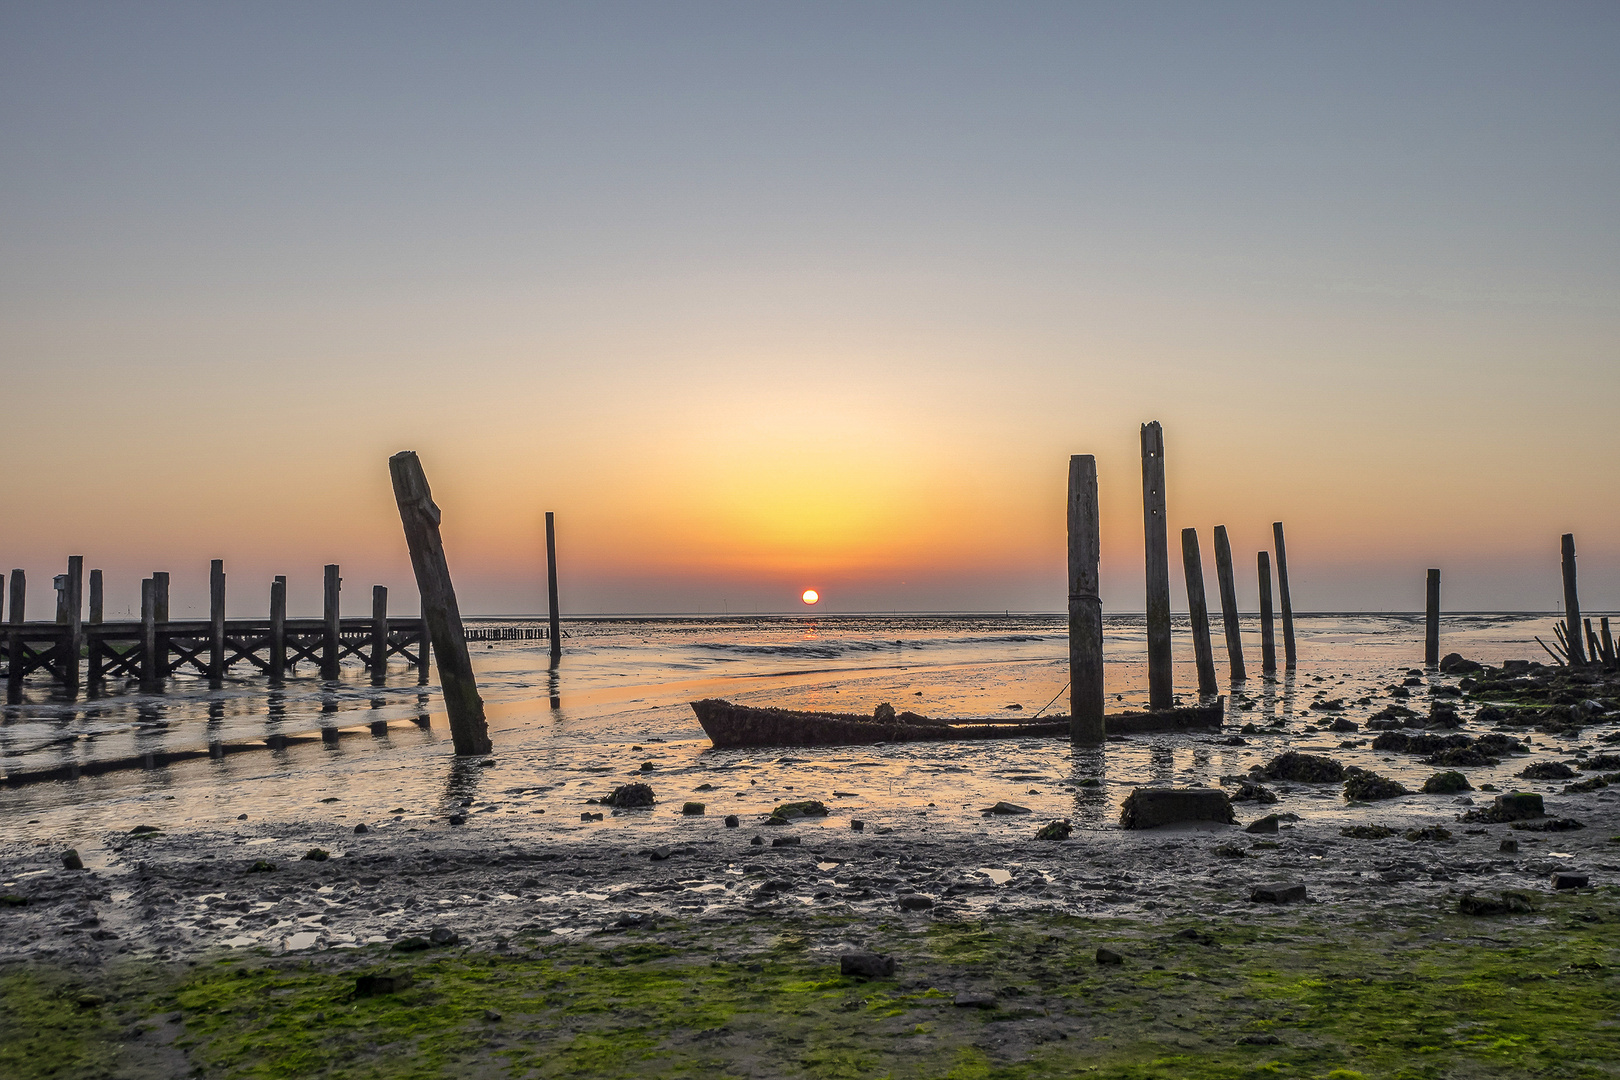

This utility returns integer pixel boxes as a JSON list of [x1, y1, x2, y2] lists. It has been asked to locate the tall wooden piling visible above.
[[269, 576, 287, 681], [209, 560, 226, 684], [1068, 454, 1105, 745], [1561, 534, 1586, 665], [1601, 617, 1614, 666], [323, 564, 342, 679], [139, 578, 158, 692], [1258, 551, 1277, 675], [153, 572, 170, 623], [389, 450, 491, 755], [371, 585, 389, 684], [7, 571, 23, 701], [1181, 528, 1218, 696], [1272, 522, 1296, 670], [546, 511, 562, 660], [64, 556, 84, 693], [1212, 525, 1246, 682], [89, 570, 103, 625], [1140, 423, 1172, 710], [1425, 569, 1441, 666]]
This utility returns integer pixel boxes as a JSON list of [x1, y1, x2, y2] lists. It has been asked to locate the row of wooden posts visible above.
[[1066, 422, 1299, 745]]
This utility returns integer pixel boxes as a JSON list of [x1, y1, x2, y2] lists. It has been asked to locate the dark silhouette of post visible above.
[[1140, 423, 1172, 710], [371, 585, 389, 684], [545, 511, 562, 659], [139, 578, 158, 692], [1258, 551, 1277, 675], [1425, 569, 1440, 667], [389, 450, 491, 755], [64, 556, 84, 694], [89, 569, 103, 624], [1068, 454, 1104, 745], [323, 564, 342, 679], [1561, 534, 1586, 665], [1181, 528, 1218, 696], [1212, 525, 1246, 682], [153, 572, 170, 623], [269, 576, 287, 682], [1272, 522, 1296, 670], [1601, 617, 1614, 666], [209, 560, 226, 685], [7, 571, 23, 701]]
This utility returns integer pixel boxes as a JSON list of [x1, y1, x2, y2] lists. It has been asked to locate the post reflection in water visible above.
[[548, 656, 561, 710], [1066, 745, 1109, 828], [1280, 672, 1297, 720], [414, 691, 432, 729], [1260, 675, 1277, 723], [443, 755, 485, 811], [1147, 742, 1175, 784]]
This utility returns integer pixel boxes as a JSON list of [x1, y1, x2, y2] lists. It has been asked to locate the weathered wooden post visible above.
[[1258, 551, 1277, 675], [1601, 617, 1614, 666], [1272, 522, 1296, 670], [87, 568, 105, 684], [1425, 569, 1441, 667], [1068, 454, 1104, 745], [1561, 534, 1586, 665], [546, 511, 562, 660], [1586, 619, 1600, 666], [139, 578, 158, 693], [371, 585, 389, 684], [89, 570, 103, 624], [1181, 528, 1218, 696], [322, 564, 342, 679], [389, 450, 491, 755], [1139, 423, 1172, 710], [209, 559, 226, 685], [7, 571, 23, 700], [64, 556, 84, 694], [153, 572, 170, 623], [269, 576, 287, 682], [1212, 525, 1246, 682]]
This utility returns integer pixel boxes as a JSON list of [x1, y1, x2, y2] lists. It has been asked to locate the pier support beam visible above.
[[7, 571, 23, 702], [153, 572, 169, 623], [65, 556, 83, 695], [1272, 522, 1296, 670], [1561, 534, 1586, 665], [389, 450, 491, 755], [1181, 528, 1218, 696], [323, 564, 342, 680], [1068, 454, 1105, 745], [371, 585, 388, 685], [1425, 569, 1441, 667], [1213, 526, 1246, 682], [1258, 551, 1277, 675], [270, 576, 287, 682], [209, 560, 226, 685], [140, 578, 158, 692], [546, 511, 562, 660], [1140, 422, 1172, 710], [1601, 617, 1614, 666], [89, 570, 103, 625]]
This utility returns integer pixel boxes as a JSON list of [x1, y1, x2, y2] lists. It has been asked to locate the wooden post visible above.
[[64, 556, 83, 694], [7, 570, 23, 700], [1585, 619, 1600, 666], [546, 511, 562, 660], [209, 559, 226, 684], [322, 564, 342, 679], [1425, 569, 1440, 667], [89, 570, 103, 624], [1258, 551, 1277, 675], [1601, 617, 1614, 666], [1561, 534, 1586, 665], [139, 578, 158, 692], [269, 576, 287, 682], [1212, 525, 1246, 682], [153, 572, 170, 623], [1068, 454, 1104, 745], [1181, 528, 1218, 696], [1139, 423, 1172, 709], [1272, 521, 1296, 670], [389, 450, 491, 755], [54, 575, 69, 624], [371, 585, 388, 684]]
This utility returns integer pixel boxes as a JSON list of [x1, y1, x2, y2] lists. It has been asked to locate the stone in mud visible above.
[[428, 926, 459, 946], [1237, 1033, 1283, 1045], [1244, 815, 1280, 834], [681, 802, 706, 815], [1551, 872, 1589, 890], [580, 812, 603, 822], [1249, 883, 1307, 904], [1119, 788, 1235, 829], [302, 848, 330, 862], [1034, 820, 1072, 841], [771, 836, 801, 847], [1230, 780, 1278, 804], [840, 952, 895, 978], [1214, 844, 1246, 858], [1579, 753, 1620, 771], [1422, 771, 1473, 794], [129, 825, 161, 835], [898, 894, 935, 911], [724, 815, 739, 828], [1519, 761, 1576, 780], [1095, 947, 1125, 965], [1426, 704, 1462, 729], [353, 823, 369, 834], [1439, 653, 1483, 675], [983, 802, 1032, 815], [749, 836, 764, 846], [61, 850, 84, 870], [392, 936, 432, 952], [850, 820, 865, 831], [772, 800, 828, 819], [1309, 699, 1345, 712], [1426, 746, 1499, 768], [1457, 891, 1534, 916], [954, 991, 996, 1007], [1510, 817, 1585, 832], [354, 971, 413, 996], [873, 703, 896, 721], [1342, 768, 1408, 802], [1366, 704, 1420, 730], [246, 860, 276, 873], [1328, 718, 1359, 733], [1499, 838, 1518, 853], [446, 814, 467, 826], [1404, 826, 1452, 842], [1260, 752, 1345, 783], [1460, 791, 1544, 824], [649, 847, 675, 861], [602, 783, 656, 808], [1339, 825, 1395, 839]]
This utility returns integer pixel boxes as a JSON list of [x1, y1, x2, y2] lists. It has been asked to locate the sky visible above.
[[1, 2, 1617, 618]]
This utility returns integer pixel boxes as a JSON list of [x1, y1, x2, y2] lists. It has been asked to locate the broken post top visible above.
[[390, 451, 442, 526]]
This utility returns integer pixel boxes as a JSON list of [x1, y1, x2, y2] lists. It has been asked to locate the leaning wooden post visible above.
[[1139, 423, 1172, 710], [64, 556, 84, 694], [209, 559, 226, 684], [139, 578, 158, 693], [389, 450, 491, 755], [545, 511, 563, 660], [1212, 525, 1246, 682], [322, 564, 342, 679], [89, 570, 103, 624], [1560, 534, 1586, 665], [1180, 528, 1218, 696], [1258, 551, 1277, 675], [1068, 454, 1105, 745], [370, 585, 389, 684], [269, 576, 287, 682], [1425, 569, 1441, 667], [7, 571, 23, 699], [1272, 522, 1296, 670]]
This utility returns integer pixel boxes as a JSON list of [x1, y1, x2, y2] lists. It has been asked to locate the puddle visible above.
[[979, 868, 1013, 885], [283, 931, 320, 951]]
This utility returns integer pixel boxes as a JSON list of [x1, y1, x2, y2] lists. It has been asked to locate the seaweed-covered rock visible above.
[[602, 783, 657, 808], [1425, 703, 1463, 728], [1474, 733, 1526, 755], [1343, 769, 1408, 802], [1328, 718, 1359, 733], [1439, 653, 1483, 675], [1119, 787, 1235, 829], [1366, 705, 1420, 730], [1340, 824, 1396, 839], [1458, 891, 1534, 916], [1579, 753, 1620, 772], [1518, 761, 1576, 781], [1404, 826, 1453, 842], [1422, 770, 1473, 794], [873, 703, 897, 722], [1260, 751, 1345, 783], [1406, 733, 1471, 755], [1034, 820, 1072, 841], [1509, 817, 1585, 832], [1229, 780, 1278, 804], [1309, 698, 1346, 712], [1371, 731, 1411, 752], [1460, 791, 1544, 823], [1563, 775, 1612, 794], [772, 800, 829, 819], [1425, 746, 1499, 768]]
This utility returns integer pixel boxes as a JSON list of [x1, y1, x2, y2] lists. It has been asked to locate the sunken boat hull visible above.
[[689, 697, 1223, 749]]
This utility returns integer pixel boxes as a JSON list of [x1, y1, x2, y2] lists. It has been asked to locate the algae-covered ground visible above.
[[5, 889, 1618, 1080]]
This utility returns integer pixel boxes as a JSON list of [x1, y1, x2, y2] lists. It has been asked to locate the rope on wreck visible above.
[[1029, 681, 1070, 720]]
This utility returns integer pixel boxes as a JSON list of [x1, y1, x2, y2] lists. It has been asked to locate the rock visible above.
[[681, 802, 706, 815], [850, 820, 865, 831], [639, 762, 655, 773], [1309, 699, 1345, 712], [1439, 653, 1483, 675], [602, 783, 656, 808], [1426, 703, 1462, 727], [982, 802, 1032, 815], [1339, 825, 1395, 839], [1260, 752, 1345, 783], [1120, 788, 1235, 829], [1343, 768, 1408, 802], [1518, 761, 1576, 780], [302, 848, 330, 862], [953, 991, 996, 1008], [1579, 753, 1620, 771], [428, 926, 459, 946], [1230, 780, 1278, 804], [353, 823, 369, 834], [246, 860, 276, 873], [1236, 1033, 1282, 1045], [129, 825, 161, 835], [1458, 892, 1534, 916], [898, 894, 935, 911], [771, 836, 801, 847], [1492, 792, 1544, 819], [1422, 771, 1473, 794], [771, 800, 829, 819], [1426, 746, 1499, 768], [1328, 718, 1359, 733], [1550, 872, 1589, 890], [1034, 820, 1071, 841], [1214, 843, 1246, 858], [839, 952, 895, 978], [649, 847, 674, 861], [61, 850, 84, 871], [1248, 883, 1307, 904], [749, 836, 764, 846], [580, 812, 603, 822], [446, 814, 467, 826], [75, 993, 105, 1008], [354, 972, 413, 996], [724, 815, 739, 827], [483, 1010, 502, 1022], [0, 895, 28, 907], [1404, 826, 1452, 842], [1499, 838, 1518, 853], [1244, 815, 1280, 834], [1510, 817, 1585, 832], [392, 936, 431, 952], [1095, 947, 1124, 965]]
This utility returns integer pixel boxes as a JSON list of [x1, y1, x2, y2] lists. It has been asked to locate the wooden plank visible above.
[[1213, 525, 1246, 682], [1561, 534, 1586, 665], [323, 564, 341, 679], [209, 559, 226, 684], [1272, 521, 1296, 670], [546, 511, 562, 659], [389, 450, 491, 754], [1181, 528, 1218, 695], [1258, 551, 1277, 675], [1139, 422, 1172, 710], [1068, 454, 1104, 745], [1425, 568, 1441, 667], [371, 585, 388, 684], [270, 576, 287, 681], [140, 578, 158, 692]]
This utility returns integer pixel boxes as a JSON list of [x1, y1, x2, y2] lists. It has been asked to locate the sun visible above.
[[801, 589, 820, 605]]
